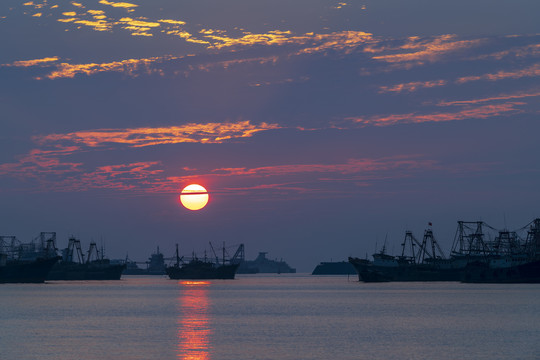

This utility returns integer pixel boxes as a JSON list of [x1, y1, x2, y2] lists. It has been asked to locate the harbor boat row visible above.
[[0, 232, 126, 283], [349, 218, 540, 283], [0, 233, 248, 283]]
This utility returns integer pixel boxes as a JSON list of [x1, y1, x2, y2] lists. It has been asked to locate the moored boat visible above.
[[47, 237, 126, 280], [0, 233, 60, 283], [461, 219, 540, 283], [349, 226, 462, 282], [350, 219, 540, 283], [166, 243, 243, 280]]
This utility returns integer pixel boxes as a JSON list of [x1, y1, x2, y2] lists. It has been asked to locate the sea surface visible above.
[[1, 274, 539, 360]]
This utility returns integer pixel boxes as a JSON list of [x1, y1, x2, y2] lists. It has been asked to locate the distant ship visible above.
[[47, 236, 126, 281], [349, 219, 540, 283], [311, 261, 356, 275], [166, 243, 244, 280], [0, 232, 60, 283], [122, 247, 167, 275], [237, 252, 296, 274]]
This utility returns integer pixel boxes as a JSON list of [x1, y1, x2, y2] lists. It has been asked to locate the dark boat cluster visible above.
[[1, 232, 60, 283], [0, 231, 288, 283], [4, 218, 540, 284], [0, 232, 125, 283], [349, 218, 540, 283]]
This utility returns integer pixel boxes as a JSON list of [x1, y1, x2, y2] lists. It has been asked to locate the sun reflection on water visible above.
[[177, 281, 212, 360]]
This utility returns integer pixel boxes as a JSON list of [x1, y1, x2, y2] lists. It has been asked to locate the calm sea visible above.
[[1, 274, 539, 360]]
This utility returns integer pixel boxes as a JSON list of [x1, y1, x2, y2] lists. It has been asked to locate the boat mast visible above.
[[209, 242, 219, 264], [175, 243, 180, 267]]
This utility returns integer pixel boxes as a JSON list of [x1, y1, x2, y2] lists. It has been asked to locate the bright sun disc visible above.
[[180, 184, 209, 211]]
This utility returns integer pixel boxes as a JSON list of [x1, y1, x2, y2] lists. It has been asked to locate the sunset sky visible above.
[[1, 0, 539, 270]]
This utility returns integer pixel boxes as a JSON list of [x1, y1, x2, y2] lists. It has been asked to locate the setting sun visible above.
[[180, 184, 209, 211]]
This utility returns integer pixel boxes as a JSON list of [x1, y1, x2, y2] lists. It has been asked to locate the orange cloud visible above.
[[295, 31, 374, 54], [53, 162, 164, 192], [475, 42, 540, 60], [371, 35, 483, 65], [379, 80, 447, 93], [4, 56, 59, 67], [36, 121, 282, 148], [348, 102, 523, 127], [166, 30, 210, 44], [0, 146, 82, 179], [39, 55, 180, 79], [203, 30, 373, 52], [159, 19, 186, 25], [98, 0, 138, 8], [437, 90, 540, 106], [73, 19, 112, 31], [456, 64, 540, 84]]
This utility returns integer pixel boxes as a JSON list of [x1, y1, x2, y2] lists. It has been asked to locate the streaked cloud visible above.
[[475, 41, 540, 60], [159, 19, 186, 25], [379, 80, 447, 93], [3, 56, 59, 67], [157, 155, 443, 195], [35, 121, 282, 148], [210, 157, 437, 178], [98, 0, 138, 9], [70, 162, 164, 192], [437, 90, 540, 106], [37, 55, 180, 79], [347, 102, 524, 127], [456, 63, 540, 84], [294, 31, 374, 54], [0, 146, 83, 179], [165, 30, 210, 44], [371, 35, 484, 65]]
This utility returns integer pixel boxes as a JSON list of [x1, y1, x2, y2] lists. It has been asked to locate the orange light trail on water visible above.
[[177, 282, 211, 359]]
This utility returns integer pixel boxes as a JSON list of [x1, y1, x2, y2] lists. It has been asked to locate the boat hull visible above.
[[166, 262, 239, 280], [461, 260, 540, 283], [47, 262, 126, 280], [348, 257, 462, 282], [311, 261, 356, 275], [0, 257, 60, 283]]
